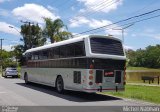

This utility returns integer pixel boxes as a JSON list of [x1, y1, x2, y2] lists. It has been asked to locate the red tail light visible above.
[[89, 70, 93, 74], [90, 64, 94, 69], [89, 82, 93, 85], [89, 75, 93, 80]]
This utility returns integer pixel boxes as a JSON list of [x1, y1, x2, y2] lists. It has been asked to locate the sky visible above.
[[0, 0, 160, 51]]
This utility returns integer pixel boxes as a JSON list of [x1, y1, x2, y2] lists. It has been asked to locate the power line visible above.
[[83, 14, 160, 36], [130, 0, 159, 16], [129, 14, 160, 25], [70, 0, 120, 23], [73, 8, 160, 36], [63, 0, 118, 23], [66, 0, 159, 29]]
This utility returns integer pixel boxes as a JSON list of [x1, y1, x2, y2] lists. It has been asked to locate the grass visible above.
[[17, 66, 21, 78], [127, 67, 160, 71], [104, 85, 160, 104]]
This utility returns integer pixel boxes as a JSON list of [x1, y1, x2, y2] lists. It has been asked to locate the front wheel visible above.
[[56, 76, 64, 93], [24, 73, 29, 84]]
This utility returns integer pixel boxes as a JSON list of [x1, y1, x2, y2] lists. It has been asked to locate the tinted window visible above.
[[66, 44, 74, 57], [60, 46, 67, 58], [90, 37, 124, 56], [26, 53, 32, 60], [34, 52, 39, 60], [74, 42, 85, 57], [49, 49, 54, 59], [26, 41, 85, 61], [54, 47, 60, 58], [39, 50, 49, 59]]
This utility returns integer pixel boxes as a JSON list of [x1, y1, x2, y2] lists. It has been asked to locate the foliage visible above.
[[11, 18, 71, 66], [21, 23, 46, 50], [127, 44, 160, 68], [43, 18, 72, 43], [12, 23, 46, 65], [0, 50, 17, 69]]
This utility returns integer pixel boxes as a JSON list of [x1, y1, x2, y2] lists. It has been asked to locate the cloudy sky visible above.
[[0, 0, 160, 51]]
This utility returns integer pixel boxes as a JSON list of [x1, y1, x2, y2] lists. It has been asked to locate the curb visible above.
[[99, 93, 160, 106]]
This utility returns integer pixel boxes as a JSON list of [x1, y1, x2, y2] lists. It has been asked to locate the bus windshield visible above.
[[90, 37, 124, 56]]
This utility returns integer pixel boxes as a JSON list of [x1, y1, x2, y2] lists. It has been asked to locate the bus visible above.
[[21, 35, 126, 93]]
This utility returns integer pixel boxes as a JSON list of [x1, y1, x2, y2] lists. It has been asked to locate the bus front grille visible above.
[[95, 70, 103, 83]]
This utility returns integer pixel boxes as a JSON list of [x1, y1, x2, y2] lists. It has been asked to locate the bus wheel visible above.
[[24, 73, 29, 84], [56, 76, 64, 93]]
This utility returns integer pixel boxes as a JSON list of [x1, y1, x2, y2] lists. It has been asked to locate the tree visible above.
[[1, 50, 17, 68], [11, 23, 46, 65], [21, 23, 46, 50], [43, 18, 72, 43], [127, 44, 160, 68]]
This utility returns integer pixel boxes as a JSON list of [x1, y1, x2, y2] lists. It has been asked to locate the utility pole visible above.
[[0, 39, 4, 76], [112, 23, 134, 44]]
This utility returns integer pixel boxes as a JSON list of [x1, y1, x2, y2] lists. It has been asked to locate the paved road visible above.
[[0, 77, 157, 112]]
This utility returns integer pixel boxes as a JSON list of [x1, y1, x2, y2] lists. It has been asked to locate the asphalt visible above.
[[0, 77, 158, 112]]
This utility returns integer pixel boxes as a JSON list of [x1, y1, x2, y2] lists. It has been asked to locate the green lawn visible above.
[[104, 85, 160, 104], [127, 67, 160, 71]]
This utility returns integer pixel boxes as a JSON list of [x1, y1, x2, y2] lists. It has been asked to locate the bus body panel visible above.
[[21, 67, 125, 92], [21, 35, 126, 93]]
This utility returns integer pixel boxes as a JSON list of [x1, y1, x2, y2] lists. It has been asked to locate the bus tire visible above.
[[24, 72, 29, 84], [56, 76, 64, 94]]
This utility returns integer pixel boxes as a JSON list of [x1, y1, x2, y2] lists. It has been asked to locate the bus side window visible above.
[[59, 46, 67, 58], [34, 52, 39, 60], [49, 48, 54, 59], [54, 47, 60, 59], [27, 53, 32, 60], [74, 42, 85, 57], [38, 50, 49, 60], [66, 44, 74, 57]]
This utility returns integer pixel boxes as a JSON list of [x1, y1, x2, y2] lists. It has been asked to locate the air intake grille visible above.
[[73, 71, 81, 84], [90, 37, 124, 56]]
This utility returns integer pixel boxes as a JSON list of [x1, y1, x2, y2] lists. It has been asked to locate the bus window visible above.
[[54, 47, 60, 59], [39, 50, 49, 60], [90, 37, 124, 56], [59, 46, 67, 58], [74, 42, 85, 57], [66, 44, 74, 57]]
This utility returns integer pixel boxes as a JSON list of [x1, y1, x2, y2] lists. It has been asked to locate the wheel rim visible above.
[[57, 78, 63, 92], [24, 75, 28, 83]]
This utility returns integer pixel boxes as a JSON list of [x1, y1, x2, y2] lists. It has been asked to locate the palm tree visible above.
[[43, 18, 72, 43]]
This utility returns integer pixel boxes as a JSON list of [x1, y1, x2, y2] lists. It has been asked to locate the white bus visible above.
[[21, 35, 126, 93]]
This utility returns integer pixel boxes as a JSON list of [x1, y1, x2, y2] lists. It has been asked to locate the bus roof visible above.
[[24, 35, 121, 54]]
